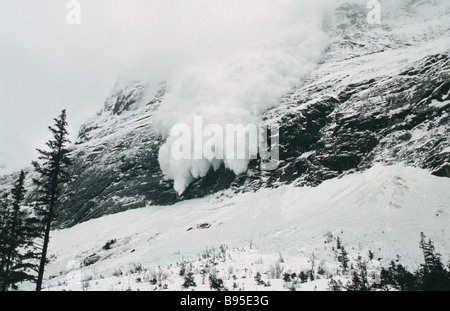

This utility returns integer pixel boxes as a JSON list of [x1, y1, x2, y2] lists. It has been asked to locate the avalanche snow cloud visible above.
[[0, 0, 331, 188], [0, 0, 317, 173], [153, 0, 331, 194]]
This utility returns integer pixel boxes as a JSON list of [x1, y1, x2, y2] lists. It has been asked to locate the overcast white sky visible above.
[[0, 0, 336, 174], [0, 1, 125, 171]]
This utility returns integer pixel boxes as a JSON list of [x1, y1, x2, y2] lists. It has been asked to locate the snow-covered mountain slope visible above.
[[0, 0, 449, 229], [22, 164, 449, 291]]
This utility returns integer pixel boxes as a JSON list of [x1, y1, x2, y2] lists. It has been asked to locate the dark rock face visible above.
[[53, 85, 248, 227], [1, 2, 448, 228], [432, 163, 450, 178], [236, 52, 449, 192], [57, 133, 175, 227]]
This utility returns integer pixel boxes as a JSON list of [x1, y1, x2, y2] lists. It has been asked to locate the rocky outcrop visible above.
[[1, 1, 448, 228]]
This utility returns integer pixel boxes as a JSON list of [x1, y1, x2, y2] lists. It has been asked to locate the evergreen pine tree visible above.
[[0, 193, 9, 245], [338, 246, 350, 273], [32, 110, 72, 291], [0, 193, 10, 287], [378, 260, 415, 291], [0, 171, 40, 291], [417, 233, 450, 291], [182, 271, 197, 288], [328, 277, 343, 291], [298, 271, 308, 283], [345, 256, 370, 291], [356, 256, 370, 290], [309, 252, 316, 281], [336, 236, 342, 250], [0, 171, 26, 290], [209, 274, 226, 291]]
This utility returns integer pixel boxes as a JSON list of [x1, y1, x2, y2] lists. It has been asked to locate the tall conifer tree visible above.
[[0, 171, 40, 290], [32, 110, 72, 291]]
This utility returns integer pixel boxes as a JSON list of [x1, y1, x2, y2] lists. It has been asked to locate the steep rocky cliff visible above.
[[1, 1, 448, 228]]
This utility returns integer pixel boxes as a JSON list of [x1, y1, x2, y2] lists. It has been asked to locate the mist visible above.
[[154, 1, 332, 194], [0, 0, 334, 181]]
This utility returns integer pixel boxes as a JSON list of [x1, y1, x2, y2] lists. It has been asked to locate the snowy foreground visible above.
[[22, 165, 449, 291]]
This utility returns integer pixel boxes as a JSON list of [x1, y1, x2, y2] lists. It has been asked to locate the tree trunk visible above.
[[35, 202, 53, 292], [35, 174, 58, 291]]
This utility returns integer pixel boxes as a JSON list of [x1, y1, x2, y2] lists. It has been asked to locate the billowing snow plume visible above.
[[154, 0, 331, 194]]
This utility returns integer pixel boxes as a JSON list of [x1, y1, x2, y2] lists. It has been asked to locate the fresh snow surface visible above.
[[22, 164, 450, 291]]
